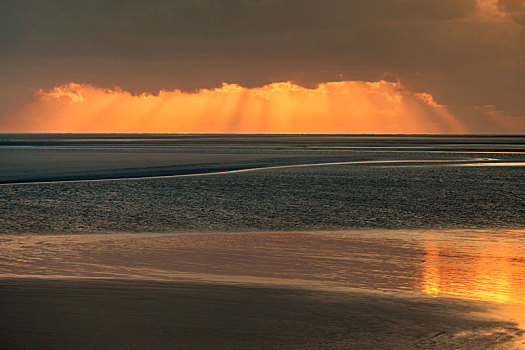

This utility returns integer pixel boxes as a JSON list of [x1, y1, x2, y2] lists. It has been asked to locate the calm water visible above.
[[0, 134, 524, 233], [1, 229, 524, 303]]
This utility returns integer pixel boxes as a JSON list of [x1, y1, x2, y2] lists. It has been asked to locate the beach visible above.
[[1, 230, 525, 349], [1, 278, 522, 350], [1, 135, 524, 349]]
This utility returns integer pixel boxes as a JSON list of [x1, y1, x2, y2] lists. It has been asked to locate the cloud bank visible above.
[[6, 80, 522, 134], [0, 0, 524, 130]]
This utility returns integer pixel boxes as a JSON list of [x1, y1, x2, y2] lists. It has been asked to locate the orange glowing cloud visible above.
[[0, 80, 497, 133]]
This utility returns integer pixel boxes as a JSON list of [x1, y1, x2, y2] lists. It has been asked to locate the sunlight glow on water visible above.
[[417, 231, 525, 330], [2, 230, 524, 303], [2, 229, 525, 333], [419, 232, 525, 304]]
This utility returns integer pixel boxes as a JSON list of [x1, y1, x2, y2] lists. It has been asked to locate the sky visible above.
[[1, 0, 524, 133]]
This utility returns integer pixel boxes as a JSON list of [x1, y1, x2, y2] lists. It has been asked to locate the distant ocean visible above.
[[0, 134, 523, 234]]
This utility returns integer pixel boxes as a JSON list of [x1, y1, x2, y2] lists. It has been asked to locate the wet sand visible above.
[[1, 230, 525, 349], [1, 278, 523, 350]]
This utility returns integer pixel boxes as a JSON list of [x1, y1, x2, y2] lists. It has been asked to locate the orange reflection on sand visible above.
[[4, 80, 469, 134], [419, 234, 525, 305]]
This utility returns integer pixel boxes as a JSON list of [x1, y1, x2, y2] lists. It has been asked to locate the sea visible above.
[[0, 134, 524, 314]]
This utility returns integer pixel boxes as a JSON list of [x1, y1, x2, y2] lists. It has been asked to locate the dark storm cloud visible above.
[[0, 0, 478, 57], [0, 0, 523, 122]]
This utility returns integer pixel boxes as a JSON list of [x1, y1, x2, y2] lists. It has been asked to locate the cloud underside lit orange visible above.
[[4, 80, 522, 134]]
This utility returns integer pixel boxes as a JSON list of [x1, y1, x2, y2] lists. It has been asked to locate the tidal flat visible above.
[[0, 134, 524, 349]]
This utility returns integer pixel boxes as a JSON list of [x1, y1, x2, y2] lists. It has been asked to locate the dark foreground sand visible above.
[[0, 279, 522, 350]]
